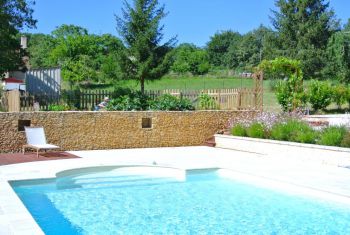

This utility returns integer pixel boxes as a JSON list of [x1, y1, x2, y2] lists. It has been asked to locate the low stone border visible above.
[[214, 134, 350, 167]]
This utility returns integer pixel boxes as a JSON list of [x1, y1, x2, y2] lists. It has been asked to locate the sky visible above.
[[26, 0, 350, 47]]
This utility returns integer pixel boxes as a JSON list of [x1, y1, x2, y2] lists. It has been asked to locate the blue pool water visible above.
[[11, 168, 350, 234]]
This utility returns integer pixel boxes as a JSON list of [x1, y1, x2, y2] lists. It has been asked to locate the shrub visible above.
[[47, 104, 70, 111], [111, 87, 134, 98], [231, 124, 247, 137], [318, 126, 347, 147], [246, 122, 265, 138], [270, 121, 292, 141], [258, 57, 305, 112], [149, 94, 195, 111], [340, 131, 350, 148], [292, 129, 318, 144], [107, 92, 150, 111], [308, 80, 332, 111], [197, 93, 219, 110], [332, 84, 347, 109], [275, 75, 307, 112], [270, 119, 315, 143], [341, 132, 350, 148]]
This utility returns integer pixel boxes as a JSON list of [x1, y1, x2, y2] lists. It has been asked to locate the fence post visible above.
[[237, 90, 242, 110], [8, 90, 21, 112]]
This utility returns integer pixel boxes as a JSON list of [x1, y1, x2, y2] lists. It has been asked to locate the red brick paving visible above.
[[0, 152, 80, 166]]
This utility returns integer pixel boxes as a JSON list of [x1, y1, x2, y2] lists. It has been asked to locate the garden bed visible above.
[[214, 134, 350, 167]]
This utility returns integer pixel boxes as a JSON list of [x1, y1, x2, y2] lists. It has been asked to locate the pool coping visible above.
[[1, 146, 350, 234]]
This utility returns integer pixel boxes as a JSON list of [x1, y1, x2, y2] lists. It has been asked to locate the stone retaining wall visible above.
[[0, 111, 256, 153]]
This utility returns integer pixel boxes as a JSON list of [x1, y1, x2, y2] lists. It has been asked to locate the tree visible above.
[[323, 31, 350, 82], [271, 0, 339, 78], [171, 43, 210, 75], [48, 24, 125, 86], [116, 0, 177, 93], [25, 33, 56, 68], [0, 0, 36, 76], [206, 30, 242, 68], [344, 18, 350, 31], [225, 26, 278, 71]]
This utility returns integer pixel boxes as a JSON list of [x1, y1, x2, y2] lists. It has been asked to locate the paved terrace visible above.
[[0, 146, 350, 234], [0, 152, 80, 166]]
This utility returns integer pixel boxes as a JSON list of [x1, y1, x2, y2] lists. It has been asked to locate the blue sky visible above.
[[27, 0, 350, 47]]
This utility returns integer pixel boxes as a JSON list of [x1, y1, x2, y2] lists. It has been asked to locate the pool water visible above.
[[11, 168, 350, 234]]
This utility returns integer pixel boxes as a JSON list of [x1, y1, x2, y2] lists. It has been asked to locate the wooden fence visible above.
[[146, 88, 260, 110], [3, 88, 262, 111]]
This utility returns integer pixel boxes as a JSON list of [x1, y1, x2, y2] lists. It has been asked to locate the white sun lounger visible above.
[[23, 127, 60, 158]]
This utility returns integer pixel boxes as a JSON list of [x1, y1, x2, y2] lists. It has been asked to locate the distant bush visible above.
[[268, 79, 281, 92], [111, 87, 134, 98], [332, 84, 348, 109], [246, 122, 265, 138], [308, 80, 332, 111], [318, 126, 347, 147], [231, 124, 247, 137], [197, 93, 219, 110]]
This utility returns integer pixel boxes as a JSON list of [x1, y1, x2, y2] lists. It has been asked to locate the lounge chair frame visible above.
[[23, 127, 60, 158]]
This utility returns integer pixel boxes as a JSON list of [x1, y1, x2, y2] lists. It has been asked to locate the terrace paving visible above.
[[0, 152, 80, 166]]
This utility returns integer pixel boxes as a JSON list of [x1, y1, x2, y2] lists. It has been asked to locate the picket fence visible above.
[[3, 88, 262, 111]]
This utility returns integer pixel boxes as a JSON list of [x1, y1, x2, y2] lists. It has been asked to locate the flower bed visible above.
[[228, 112, 350, 148]]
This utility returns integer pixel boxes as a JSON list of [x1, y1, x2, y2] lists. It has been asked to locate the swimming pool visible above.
[[11, 167, 350, 234]]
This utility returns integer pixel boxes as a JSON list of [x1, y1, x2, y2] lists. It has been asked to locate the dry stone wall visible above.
[[0, 111, 256, 153]]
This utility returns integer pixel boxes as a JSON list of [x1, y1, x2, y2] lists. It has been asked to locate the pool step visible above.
[[57, 174, 180, 190]]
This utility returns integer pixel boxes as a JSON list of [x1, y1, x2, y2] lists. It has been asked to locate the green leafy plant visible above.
[[47, 104, 70, 111], [231, 124, 247, 137], [107, 92, 150, 111], [149, 94, 194, 111], [308, 80, 332, 111], [318, 126, 347, 147], [197, 93, 219, 110], [246, 122, 265, 138]]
